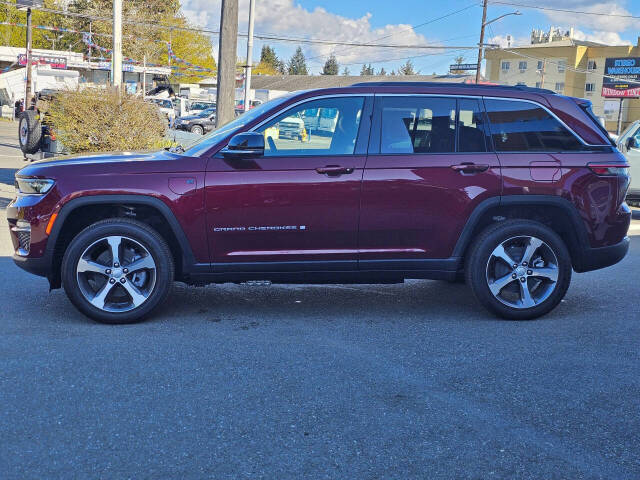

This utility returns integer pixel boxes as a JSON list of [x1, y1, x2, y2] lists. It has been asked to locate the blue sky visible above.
[[181, 0, 640, 75]]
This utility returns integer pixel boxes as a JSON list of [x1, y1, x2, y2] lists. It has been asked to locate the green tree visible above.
[[398, 59, 416, 75], [288, 47, 308, 75], [342, 66, 350, 75], [377, 67, 387, 75], [359, 63, 374, 75], [322, 54, 339, 75]]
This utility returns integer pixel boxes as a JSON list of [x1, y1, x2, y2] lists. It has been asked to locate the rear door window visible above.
[[484, 98, 583, 152], [379, 97, 456, 154], [458, 98, 488, 153]]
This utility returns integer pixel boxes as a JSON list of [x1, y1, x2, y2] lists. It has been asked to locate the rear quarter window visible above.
[[484, 99, 583, 152]]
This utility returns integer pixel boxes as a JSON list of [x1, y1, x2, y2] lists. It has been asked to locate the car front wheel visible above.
[[190, 125, 204, 135], [465, 220, 572, 320], [61, 219, 174, 324]]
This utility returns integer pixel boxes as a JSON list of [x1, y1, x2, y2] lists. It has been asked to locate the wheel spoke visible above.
[[521, 237, 543, 265], [488, 273, 517, 296], [126, 255, 155, 273], [77, 258, 108, 275], [519, 280, 536, 308], [120, 280, 147, 308], [491, 244, 517, 267], [530, 266, 558, 282], [106, 236, 122, 266], [90, 281, 117, 309]]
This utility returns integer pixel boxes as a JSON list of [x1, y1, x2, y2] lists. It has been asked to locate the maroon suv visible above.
[[6, 82, 631, 323]]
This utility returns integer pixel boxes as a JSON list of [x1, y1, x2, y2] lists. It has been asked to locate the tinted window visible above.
[[256, 96, 364, 156], [458, 99, 487, 153], [484, 99, 583, 152], [379, 97, 455, 154]]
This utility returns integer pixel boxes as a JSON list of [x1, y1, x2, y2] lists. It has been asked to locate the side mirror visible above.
[[626, 137, 637, 150], [221, 132, 264, 159]]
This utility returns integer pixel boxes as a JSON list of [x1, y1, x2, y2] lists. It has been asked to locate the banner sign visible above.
[[602, 57, 640, 98], [449, 63, 478, 71], [17, 53, 67, 69]]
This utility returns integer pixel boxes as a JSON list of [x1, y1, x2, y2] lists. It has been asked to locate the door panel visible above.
[[360, 153, 501, 261], [205, 95, 370, 270], [359, 95, 501, 263]]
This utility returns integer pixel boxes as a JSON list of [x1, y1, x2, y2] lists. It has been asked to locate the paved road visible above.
[[1, 124, 639, 478]]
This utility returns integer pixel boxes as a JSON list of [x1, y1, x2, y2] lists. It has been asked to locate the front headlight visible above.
[[15, 177, 55, 195]]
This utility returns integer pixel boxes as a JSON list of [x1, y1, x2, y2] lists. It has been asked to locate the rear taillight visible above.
[[587, 163, 629, 176]]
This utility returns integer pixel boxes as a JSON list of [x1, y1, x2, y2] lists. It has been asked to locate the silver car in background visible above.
[[616, 120, 640, 206]]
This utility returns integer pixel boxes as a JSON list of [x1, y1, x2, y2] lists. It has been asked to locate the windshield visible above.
[[198, 108, 216, 117], [181, 94, 295, 157]]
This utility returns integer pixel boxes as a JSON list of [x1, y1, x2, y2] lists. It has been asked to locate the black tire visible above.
[[18, 110, 42, 154], [465, 220, 572, 320], [61, 218, 174, 324], [190, 124, 204, 135]]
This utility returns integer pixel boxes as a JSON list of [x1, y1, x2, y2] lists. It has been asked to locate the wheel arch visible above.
[[46, 195, 197, 288], [453, 195, 591, 271]]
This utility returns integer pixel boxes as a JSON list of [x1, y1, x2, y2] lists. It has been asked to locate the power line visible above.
[[489, 1, 640, 19], [306, 3, 480, 62], [0, 0, 477, 50]]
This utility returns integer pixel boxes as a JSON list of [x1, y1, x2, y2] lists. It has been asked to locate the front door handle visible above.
[[451, 162, 490, 174], [316, 165, 355, 176]]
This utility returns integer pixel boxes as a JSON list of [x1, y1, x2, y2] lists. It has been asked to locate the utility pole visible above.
[[539, 59, 546, 89], [111, 0, 123, 89], [216, 0, 239, 127], [24, 7, 33, 109], [142, 54, 147, 98], [617, 98, 624, 135], [243, 0, 255, 112], [475, 0, 488, 84]]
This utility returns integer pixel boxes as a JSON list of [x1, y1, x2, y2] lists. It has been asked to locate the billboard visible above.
[[17, 54, 67, 70], [602, 57, 640, 98]]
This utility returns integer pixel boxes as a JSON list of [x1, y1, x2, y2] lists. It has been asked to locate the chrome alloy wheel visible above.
[[76, 235, 157, 312], [485, 235, 559, 309], [19, 118, 29, 145]]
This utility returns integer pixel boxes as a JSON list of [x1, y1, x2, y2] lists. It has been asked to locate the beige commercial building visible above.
[[485, 28, 640, 131]]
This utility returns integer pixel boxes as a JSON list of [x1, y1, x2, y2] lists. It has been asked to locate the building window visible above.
[[587, 60, 597, 71], [516, 82, 526, 86], [555, 82, 565, 92], [557, 60, 566, 73], [537, 60, 544, 70], [501, 61, 510, 71], [535, 82, 542, 88], [585, 83, 595, 93], [518, 61, 527, 71]]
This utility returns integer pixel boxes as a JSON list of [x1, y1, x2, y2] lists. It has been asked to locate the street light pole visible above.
[[243, 0, 255, 113], [475, 0, 488, 84]]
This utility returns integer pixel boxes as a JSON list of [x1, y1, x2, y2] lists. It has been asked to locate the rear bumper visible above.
[[574, 236, 630, 273]]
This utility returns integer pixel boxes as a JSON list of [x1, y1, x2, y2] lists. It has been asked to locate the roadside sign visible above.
[[16, 0, 43, 8], [602, 57, 640, 98], [17, 54, 67, 70], [449, 63, 478, 71]]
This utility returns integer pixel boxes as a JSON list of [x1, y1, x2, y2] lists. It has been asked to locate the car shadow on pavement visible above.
[[632, 209, 640, 220], [0, 197, 12, 208]]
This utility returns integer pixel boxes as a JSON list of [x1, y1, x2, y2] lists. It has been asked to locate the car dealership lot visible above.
[[1, 129, 639, 477]]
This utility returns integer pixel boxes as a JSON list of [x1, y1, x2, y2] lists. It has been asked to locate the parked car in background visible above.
[[7, 82, 631, 324], [174, 107, 216, 135], [616, 119, 640, 206], [147, 97, 175, 125]]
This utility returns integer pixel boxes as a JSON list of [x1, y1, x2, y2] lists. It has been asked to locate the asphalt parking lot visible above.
[[0, 120, 639, 479]]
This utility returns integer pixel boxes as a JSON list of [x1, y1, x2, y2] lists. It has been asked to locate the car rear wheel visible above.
[[190, 125, 204, 135], [465, 220, 571, 320], [61, 219, 174, 324]]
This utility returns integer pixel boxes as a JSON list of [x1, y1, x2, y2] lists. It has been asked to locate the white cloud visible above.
[[181, 0, 446, 71], [571, 29, 631, 45]]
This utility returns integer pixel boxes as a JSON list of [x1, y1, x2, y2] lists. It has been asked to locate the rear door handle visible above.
[[451, 163, 490, 174], [316, 165, 355, 176]]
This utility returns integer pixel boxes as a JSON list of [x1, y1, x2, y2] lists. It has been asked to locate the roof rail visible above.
[[349, 81, 556, 95]]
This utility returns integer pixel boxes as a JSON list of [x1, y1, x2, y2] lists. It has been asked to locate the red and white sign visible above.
[[601, 85, 640, 98], [17, 54, 67, 70]]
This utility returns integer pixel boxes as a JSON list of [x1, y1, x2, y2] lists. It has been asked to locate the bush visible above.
[[46, 87, 167, 153]]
